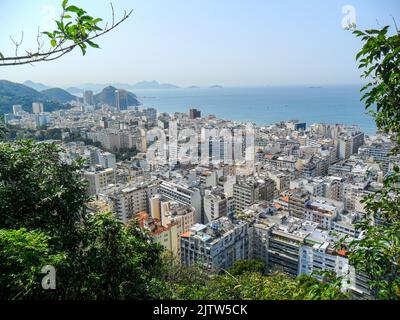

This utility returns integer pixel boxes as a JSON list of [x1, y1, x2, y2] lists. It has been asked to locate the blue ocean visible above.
[[134, 85, 376, 135]]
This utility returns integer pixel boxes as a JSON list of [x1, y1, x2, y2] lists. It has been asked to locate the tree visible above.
[[0, 140, 89, 251], [62, 212, 164, 300], [156, 257, 347, 300], [228, 259, 266, 276], [0, 139, 165, 299], [0, 115, 5, 140], [354, 23, 400, 148], [0, 228, 65, 300], [0, 0, 132, 66], [343, 23, 400, 300]]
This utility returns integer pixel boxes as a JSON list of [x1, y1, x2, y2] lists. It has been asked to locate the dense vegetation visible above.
[[0, 140, 164, 299], [339, 24, 400, 300]]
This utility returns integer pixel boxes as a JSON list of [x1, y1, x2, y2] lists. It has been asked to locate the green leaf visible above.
[[79, 44, 86, 55], [86, 40, 100, 49], [62, 0, 68, 9], [42, 31, 54, 38], [66, 5, 83, 15], [92, 18, 103, 24], [0, 52, 4, 59], [50, 39, 57, 47]]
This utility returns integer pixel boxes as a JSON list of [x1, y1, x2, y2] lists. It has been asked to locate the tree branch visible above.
[[0, 5, 133, 66]]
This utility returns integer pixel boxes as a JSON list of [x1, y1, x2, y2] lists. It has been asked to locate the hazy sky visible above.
[[0, 0, 399, 87]]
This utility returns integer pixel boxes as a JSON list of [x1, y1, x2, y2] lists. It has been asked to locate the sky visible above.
[[0, 0, 399, 87]]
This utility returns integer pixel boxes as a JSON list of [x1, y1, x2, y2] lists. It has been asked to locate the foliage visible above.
[[354, 24, 400, 149], [61, 212, 164, 299], [0, 1, 132, 66], [345, 168, 400, 299], [115, 147, 138, 161], [156, 257, 347, 300], [0, 228, 65, 299], [228, 259, 266, 276], [0, 115, 5, 140], [0, 139, 164, 300], [153, 253, 211, 300], [344, 23, 400, 300], [4, 127, 64, 142], [43, 0, 104, 56], [0, 140, 89, 251], [203, 271, 347, 300]]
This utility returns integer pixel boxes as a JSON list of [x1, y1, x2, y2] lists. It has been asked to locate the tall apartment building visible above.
[[159, 180, 202, 223], [82, 166, 116, 197], [342, 183, 366, 212], [159, 200, 196, 239], [98, 151, 116, 169], [105, 182, 158, 222], [12, 104, 22, 115], [305, 198, 344, 230], [359, 143, 394, 173], [299, 235, 354, 289], [250, 221, 271, 264], [203, 188, 227, 224], [189, 108, 201, 119], [85, 129, 140, 151], [323, 176, 344, 202], [32, 102, 44, 114], [180, 217, 250, 272], [338, 131, 364, 160], [83, 90, 94, 105], [299, 228, 371, 299], [267, 217, 310, 276], [287, 189, 311, 220], [233, 178, 276, 214], [268, 171, 290, 191], [90, 148, 116, 169], [115, 89, 128, 111]]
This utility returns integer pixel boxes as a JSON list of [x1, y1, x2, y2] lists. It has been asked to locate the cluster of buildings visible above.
[[6, 97, 399, 299], [5, 102, 50, 128]]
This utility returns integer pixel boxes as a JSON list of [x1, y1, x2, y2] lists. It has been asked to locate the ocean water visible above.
[[133, 85, 377, 135]]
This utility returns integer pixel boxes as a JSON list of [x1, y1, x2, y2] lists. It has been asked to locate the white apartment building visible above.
[[82, 166, 116, 197], [160, 200, 196, 237], [159, 180, 202, 223], [299, 234, 355, 292], [180, 217, 250, 272], [203, 188, 227, 224], [32, 102, 44, 114], [305, 197, 344, 230], [105, 182, 158, 222]]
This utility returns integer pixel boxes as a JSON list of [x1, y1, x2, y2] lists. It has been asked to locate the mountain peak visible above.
[[23, 80, 50, 91]]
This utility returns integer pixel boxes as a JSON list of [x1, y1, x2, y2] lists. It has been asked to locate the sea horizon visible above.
[[133, 84, 376, 135]]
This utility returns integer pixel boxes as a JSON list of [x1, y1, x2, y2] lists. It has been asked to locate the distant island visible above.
[[309, 86, 322, 89], [131, 81, 180, 90], [23, 80, 231, 92]]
